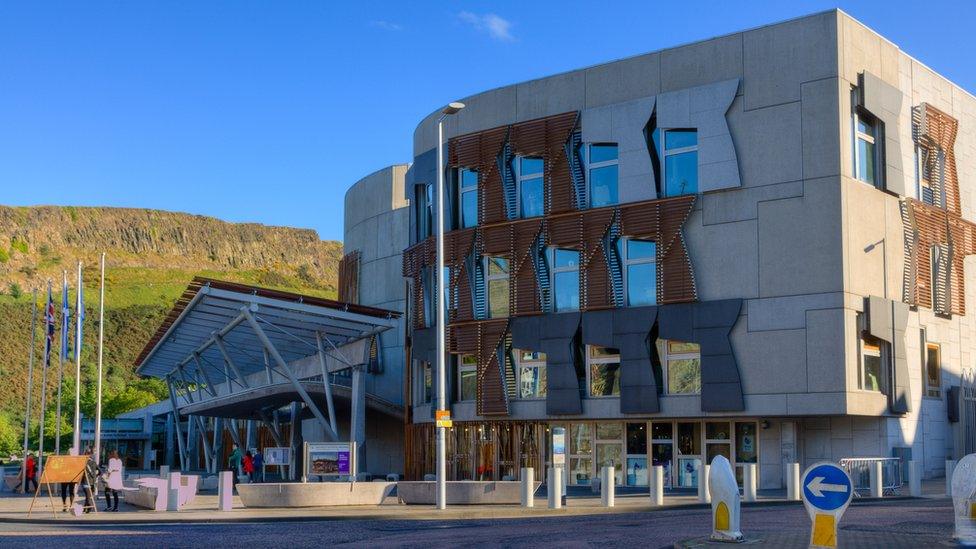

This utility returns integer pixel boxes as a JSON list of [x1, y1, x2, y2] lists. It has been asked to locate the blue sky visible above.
[[1, 1, 973, 242]]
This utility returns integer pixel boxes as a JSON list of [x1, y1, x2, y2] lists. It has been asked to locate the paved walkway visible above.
[[0, 478, 947, 524]]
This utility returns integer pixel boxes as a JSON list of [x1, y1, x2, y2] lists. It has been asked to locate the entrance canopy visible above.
[[135, 277, 399, 384]]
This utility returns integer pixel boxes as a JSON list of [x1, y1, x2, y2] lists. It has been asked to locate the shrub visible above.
[[8, 283, 22, 299], [10, 238, 28, 254]]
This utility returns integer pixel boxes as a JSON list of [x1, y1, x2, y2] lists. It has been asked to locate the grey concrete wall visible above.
[[344, 165, 410, 407]]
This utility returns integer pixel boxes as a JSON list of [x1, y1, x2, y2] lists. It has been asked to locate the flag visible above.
[[44, 282, 55, 369], [61, 274, 70, 361], [75, 274, 84, 359]]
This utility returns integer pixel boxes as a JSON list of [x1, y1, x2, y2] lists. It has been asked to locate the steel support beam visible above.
[[350, 365, 366, 480], [242, 308, 338, 441], [315, 332, 338, 439], [165, 376, 188, 471], [213, 334, 251, 389]]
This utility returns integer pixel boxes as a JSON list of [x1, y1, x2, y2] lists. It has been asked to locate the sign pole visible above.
[[71, 262, 83, 454], [94, 253, 105, 463]]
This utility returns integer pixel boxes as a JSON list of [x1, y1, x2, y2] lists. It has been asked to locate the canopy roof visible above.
[[135, 277, 400, 382]]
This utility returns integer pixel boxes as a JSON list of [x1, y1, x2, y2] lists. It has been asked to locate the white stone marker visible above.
[[948, 459, 958, 497], [649, 465, 664, 506], [869, 461, 883, 498], [547, 467, 562, 509], [786, 463, 801, 501], [601, 466, 615, 507], [166, 472, 181, 512], [908, 460, 922, 497], [708, 455, 743, 542], [520, 467, 534, 508], [160, 465, 170, 479], [698, 463, 711, 503], [742, 463, 757, 502], [217, 470, 233, 511], [951, 453, 976, 544]]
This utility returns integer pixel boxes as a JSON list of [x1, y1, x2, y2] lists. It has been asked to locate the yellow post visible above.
[[810, 513, 837, 548], [714, 501, 730, 531]]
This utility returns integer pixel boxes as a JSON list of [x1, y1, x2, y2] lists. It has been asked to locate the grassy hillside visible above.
[[0, 206, 342, 455]]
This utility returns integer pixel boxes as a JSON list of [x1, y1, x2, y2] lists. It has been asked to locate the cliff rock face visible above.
[[0, 206, 341, 286], [0, 205, 342, 424]]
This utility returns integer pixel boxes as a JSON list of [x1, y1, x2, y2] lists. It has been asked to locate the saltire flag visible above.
[[44, 282, 55, 368], [61, 275, 70, 361], [75, 274, 85, 359]]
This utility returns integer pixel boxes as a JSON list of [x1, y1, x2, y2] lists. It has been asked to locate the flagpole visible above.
[[55, 270, 67, 455], [37, 281, 52, 480], [20, 288, 37, 494], [72, 262, 83, 454], [94, 253, 105, 464]]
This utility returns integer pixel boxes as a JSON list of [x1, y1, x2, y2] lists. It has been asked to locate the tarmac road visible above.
[[0, 497, 955, 548]]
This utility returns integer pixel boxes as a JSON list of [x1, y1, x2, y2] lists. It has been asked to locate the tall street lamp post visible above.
[[436, 101, 464, 510]]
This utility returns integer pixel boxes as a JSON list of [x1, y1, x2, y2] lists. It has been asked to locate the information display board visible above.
[[304, 442, 356, 479], [552, 427, 566, 466], [264, 447, 292, 467]]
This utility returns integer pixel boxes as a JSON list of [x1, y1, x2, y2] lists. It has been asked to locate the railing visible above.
[[838, 457, 903, 497]]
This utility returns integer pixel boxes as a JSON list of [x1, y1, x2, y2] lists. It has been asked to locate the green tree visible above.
[[0, 413, 23, 459]]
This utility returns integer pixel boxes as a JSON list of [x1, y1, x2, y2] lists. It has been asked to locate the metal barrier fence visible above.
[[838, 457, 903, 496]]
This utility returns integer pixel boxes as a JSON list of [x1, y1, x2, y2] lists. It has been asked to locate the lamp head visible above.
[[442, 102, 466, 115]]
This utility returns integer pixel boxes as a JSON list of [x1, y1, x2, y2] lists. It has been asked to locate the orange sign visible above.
[[39, 456, 88, 484], [435, 410, 452, 428]]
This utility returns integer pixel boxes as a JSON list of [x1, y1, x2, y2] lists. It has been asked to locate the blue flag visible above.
[[61, 275, 70, 361], [44, 282, 55, 368]]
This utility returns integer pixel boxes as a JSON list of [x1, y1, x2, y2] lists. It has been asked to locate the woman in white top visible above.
[[104, 450, 124, 512]]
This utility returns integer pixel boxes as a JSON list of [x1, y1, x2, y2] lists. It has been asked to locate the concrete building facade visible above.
[[398, 10, 976, 490]]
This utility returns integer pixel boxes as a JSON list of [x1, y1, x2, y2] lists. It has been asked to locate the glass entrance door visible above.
[[650, 422, 673, 488], [676, 422, 702, 488], [595, 423, 623, 485], [625, 422, 648, 486]]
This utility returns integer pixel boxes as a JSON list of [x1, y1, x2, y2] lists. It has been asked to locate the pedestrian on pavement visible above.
[[252, 449, 264, 483], [20, 453, 38, 494], [60, 481, 76, 512], [243, 450, 254, 483], [227, 443, 242, 491], [80, 447, 99, 514], [104, 450, 123, 512]]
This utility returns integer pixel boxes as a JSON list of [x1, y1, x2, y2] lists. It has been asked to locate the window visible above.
[[514, 156, 544, 218], [587, 345, 621, 397], [458, 168, 479, 228], [618, 238, 656, 306], [656, 339, 701, 394], [925, 342, 942, 398], [659, 130, 698, 197], [485, 256, 509, 318], [859, 336, 884, 392], [931, 244, 950, 313], [458, 354, 478, 401], [550, 248, 580, 312], [516, 350, 547, 399], [417, 183, 434, 239], [583, 143, 618, 207], [852, 90, 882, 187], [416, 361, 432, 404]]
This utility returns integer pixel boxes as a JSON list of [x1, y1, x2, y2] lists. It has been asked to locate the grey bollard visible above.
[[601, 466, 615, 507], [947, 459, 957, 497], [909, 460, 922, 497], [160, 465, 170, 479], [786, 463, 801, 501], [547, 467, 562, 509], [742, 463, 757, 502], [217, 470, 233, 511], [649, 465, 664, 506], [869, 461, 883, 498], [520, 467, 534, 508], [698, 464, 711, 503], [166, 472, 181, 512]]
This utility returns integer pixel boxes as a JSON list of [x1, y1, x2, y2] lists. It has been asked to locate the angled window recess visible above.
[[458, 354, 478, 401], [416, 183, 434, 240], [923, 335, 942, 398], [852, 88, 884, 189], [514, 156, 544, 218], [653, 129, 698, 197], [582, 143, 618, 207], [656, 339, 701, 395], [587, 345, 621, 397], [618, 238, 656, 306], [458, 168, 479, 228], [515, 349, 547, 399], [857, 313, 886, 392], [484, 256, 510, 319], [549, 247, 580, 312]]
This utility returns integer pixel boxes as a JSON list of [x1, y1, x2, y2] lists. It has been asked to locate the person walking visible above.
[[80, 447, 99, 514], [227, 443, 242, 492], [20, 453, 38, 494], [60, 481, 76, 512], [252, 449, 264, 483], [103, 450, 123, 512], [242, 450, 254, 484]]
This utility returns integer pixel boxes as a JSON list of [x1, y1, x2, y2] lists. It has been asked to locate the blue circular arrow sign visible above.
[[802, 463, 853, 512]]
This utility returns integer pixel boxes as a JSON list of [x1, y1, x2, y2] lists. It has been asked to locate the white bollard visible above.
[[217, 470, 233, 511], [786, 463, 801, 501], [547, 467, 562, 509], [947, 459, 958, 497], [520, 467, 534, 508], [160, 465, 170, 479], [908, 460, 922, 497], [698, 464, 711, 503], [166, 472, 181, 512], [601, 466, 615, 507], [742, 463, 757, 502], [649, 465, 664, 506], [869, 460, 883, 498]]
